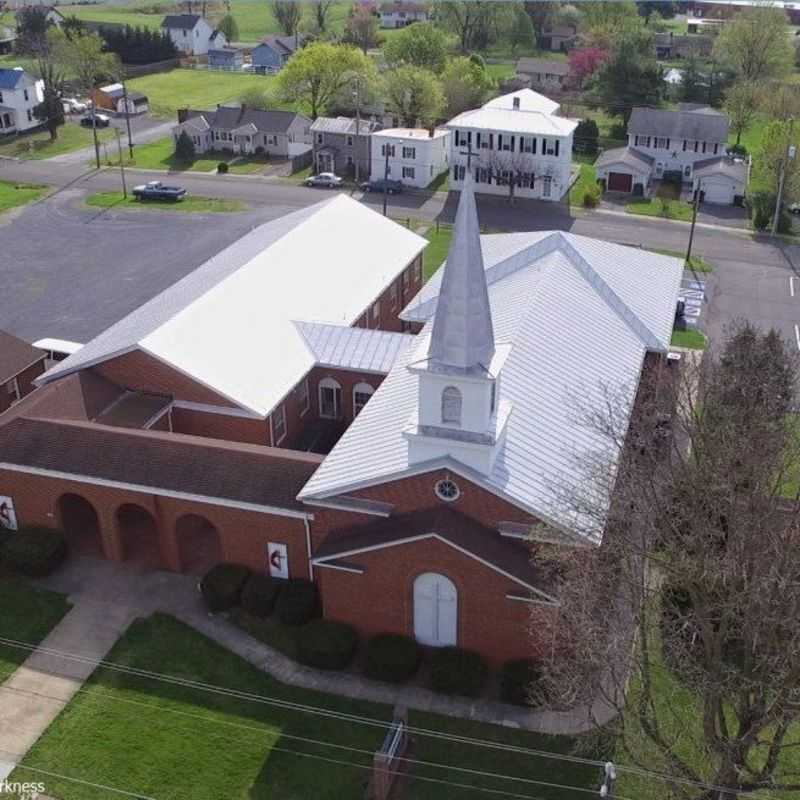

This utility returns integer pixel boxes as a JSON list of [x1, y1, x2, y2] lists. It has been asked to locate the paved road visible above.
[[1, 156, 799, 353]]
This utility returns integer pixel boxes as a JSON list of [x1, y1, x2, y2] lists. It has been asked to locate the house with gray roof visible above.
[[311, 116, 381, 179], [514, 58, 569, 92], [173, 105, 312, 159], [596, 105, 743, 203], [252, 34, 306, 73], [161, 14, 224, 56]]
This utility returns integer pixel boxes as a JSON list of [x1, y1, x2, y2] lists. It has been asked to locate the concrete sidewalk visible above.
[[25, 557, 615, 736], [0, 599, 137, 781]]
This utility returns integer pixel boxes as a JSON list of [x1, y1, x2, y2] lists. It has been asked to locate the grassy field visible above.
[[423, 224, 453, 280], [569, 162, 598, 207], [102, 136, 226, 171], [86, 191, 246, 212], [59, 0, 354, 42], [0, 122, 115, 160], [126, 69, 275, 117], [627, 197, 695, 222], [0, 180, 48, 214], [671, 329, 707, 349], [14, 613, 596, 800], [0, 580, 71, 682]]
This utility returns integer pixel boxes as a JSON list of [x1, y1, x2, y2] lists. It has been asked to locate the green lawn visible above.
[[485, 60, 516, 82], [569, 163, 598, 207], [647, 248, 714, 273], [424, 225, 453, 280], [0, 580, 71, 682], [627, 197, 695, 222], [670, 329, 707, 349], [126, 69, 276, 118], [728, 113, 768, 156], [14, 613, 595, 800], [101, 136, 235, 172], [0, 180, 48, 214], [86, 191, 246, 213], [0, 122, 115, 160]]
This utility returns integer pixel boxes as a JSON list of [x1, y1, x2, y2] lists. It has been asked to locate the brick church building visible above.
[[0, 184, 682, 666]]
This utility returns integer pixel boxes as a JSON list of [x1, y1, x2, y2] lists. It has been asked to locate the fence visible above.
[[369, 708, 410, 800]]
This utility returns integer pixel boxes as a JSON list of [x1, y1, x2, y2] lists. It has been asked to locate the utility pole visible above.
[[686, 179, 701, 267], [382, 145, 390, 217], [121, 79, 134, 159], [772, 117, 795, 236], [115, 128, 127, 199], [353, 76, 361, 186], [90, 90, 101, 169], [599, 762, 616, 800]]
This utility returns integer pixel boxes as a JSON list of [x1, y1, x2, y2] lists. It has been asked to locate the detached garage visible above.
[[595, 146, 654, 197], [692, 156, 748, 206]]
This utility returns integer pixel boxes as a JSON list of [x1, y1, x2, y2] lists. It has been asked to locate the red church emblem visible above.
[[267, 542, 288, 579]]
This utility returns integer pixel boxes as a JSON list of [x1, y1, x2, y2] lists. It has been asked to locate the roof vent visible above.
[[512, 96, 520, 110]]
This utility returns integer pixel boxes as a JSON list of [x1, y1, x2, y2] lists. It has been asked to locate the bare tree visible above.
[[481, 149, 537, 204], [270, 0, 301, 37], [540, 322, 800, 798], [309, 0, 335, 33]]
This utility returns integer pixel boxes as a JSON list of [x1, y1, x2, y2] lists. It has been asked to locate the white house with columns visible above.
[[445, 89, 577, 202], [370, 127, 450, 189]]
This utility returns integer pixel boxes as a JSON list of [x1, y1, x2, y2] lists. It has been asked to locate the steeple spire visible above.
[[427, 170, 495, 371]]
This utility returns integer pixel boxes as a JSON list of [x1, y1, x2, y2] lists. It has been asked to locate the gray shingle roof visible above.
[[693, 156, 747, 181], [628, 106, 729, 142], [183, 105, 309, 133], [596, 146, 654, 173], [161, 14, 202, 29], [310, 116, 380, 135], [515, 58, 569, 77], [259, 34, 305, 55]]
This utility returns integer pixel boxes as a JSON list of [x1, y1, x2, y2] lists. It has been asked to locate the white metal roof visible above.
[[447, 106, 577, 137], [40, 196, 426, 417], [295, 322, 414, 374], [372, 127, 450, 141], [300, 231, 683, 542], [484, 89, 560, 116]]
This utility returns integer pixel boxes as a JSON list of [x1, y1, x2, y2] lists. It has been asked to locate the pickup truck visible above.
[[132, 181, 187, 202]]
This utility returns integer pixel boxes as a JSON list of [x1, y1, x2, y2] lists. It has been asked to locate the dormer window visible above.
[[441, 386, 462, 425]]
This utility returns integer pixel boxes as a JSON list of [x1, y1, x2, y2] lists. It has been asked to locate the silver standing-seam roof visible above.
[[300, 231, 683, 543], [426, 172, 495, 371]]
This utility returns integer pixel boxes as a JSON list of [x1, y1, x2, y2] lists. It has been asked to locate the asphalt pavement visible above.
[[1, 155, 799, 355]]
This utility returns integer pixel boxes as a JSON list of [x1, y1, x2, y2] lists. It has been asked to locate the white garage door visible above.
[[703, 180, 733, 205]]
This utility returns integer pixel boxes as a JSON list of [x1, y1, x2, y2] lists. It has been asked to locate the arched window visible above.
[[441, 386, 462, 425], [353, 382, 374, 417], [319, 377, 342, 419], [413, 573, 457, 647]]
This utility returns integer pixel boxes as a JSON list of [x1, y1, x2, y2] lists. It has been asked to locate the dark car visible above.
[[79, 113, 111, 128], [360, 178, 404, 195], [132, 181, 187, 202]]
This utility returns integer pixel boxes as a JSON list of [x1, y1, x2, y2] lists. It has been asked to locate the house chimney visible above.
[[512, 96, 520, 110], [178, 108, 188, 123]]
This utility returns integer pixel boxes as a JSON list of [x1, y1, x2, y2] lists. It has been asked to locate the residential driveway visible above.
[[0, 189, 281, 343]]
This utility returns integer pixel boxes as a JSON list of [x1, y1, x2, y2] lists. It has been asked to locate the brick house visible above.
[[0, 331, 46, 414], [0, 184, 682, 667]]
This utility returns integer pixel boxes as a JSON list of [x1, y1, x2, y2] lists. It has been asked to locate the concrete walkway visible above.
[[0, 556, 615, 754]]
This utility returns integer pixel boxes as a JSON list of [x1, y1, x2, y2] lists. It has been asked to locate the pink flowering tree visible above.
[[567, 47, 608, 89]]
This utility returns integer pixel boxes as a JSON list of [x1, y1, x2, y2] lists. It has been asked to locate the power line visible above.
[[0, 681, 611, 800], [0, 634, 784, 800], [0, 751, 158, 799]]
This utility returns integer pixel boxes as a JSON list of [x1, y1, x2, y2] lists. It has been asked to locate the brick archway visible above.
[[175, 513, 222, 575], [116, 504, 162, 569], [57, 493, 104, 557]]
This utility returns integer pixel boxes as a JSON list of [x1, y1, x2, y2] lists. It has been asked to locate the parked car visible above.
[[132, 181, 187, 202], [62, 97, 88, 114], [80, 113, 111, 128], [360, 178, 403, 195], [305, 172, 343, 188], [788, 202, 800, 215]]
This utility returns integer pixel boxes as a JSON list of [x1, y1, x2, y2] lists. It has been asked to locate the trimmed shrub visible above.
[[217, 162, 229, 174], [1, 527, 67, 577], [200, 563, 250, 613], [749, 190, 791, 234], [364, 634, 421, 683], [429, 646, 488, 697], [241, 573, 281, 618], [275, 578, 318, 626], [582, 184, 601, 208], [499, 658, 541, 706], [296, 619, 358, 670]]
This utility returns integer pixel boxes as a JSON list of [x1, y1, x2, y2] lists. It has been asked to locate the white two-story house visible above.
[[0, 67, 44, 135], [370, 127, 450, 188], [379, 1, 429, 28], [596, 105, 737, 200], [446, 89, 577, 202], [161, 14, 225, 56]]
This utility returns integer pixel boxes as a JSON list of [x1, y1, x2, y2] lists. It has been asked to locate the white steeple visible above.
[[427, 170, 495, 372], [404, 171, 512, 476]]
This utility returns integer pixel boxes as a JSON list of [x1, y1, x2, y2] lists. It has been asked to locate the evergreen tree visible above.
[[175, 130, 196, 162], [218, 14, 239, 43]]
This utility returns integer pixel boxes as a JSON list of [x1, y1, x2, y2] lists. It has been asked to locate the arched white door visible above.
[[413, 573, 457, 647]]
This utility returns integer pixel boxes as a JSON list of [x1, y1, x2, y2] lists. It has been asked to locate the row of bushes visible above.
[[201, 563, 542, 703], [0, 527, 67, 577]]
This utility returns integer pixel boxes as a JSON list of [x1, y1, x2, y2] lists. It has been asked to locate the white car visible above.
[[62, 97, 88, 114], [305, 172, 344, 188]]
